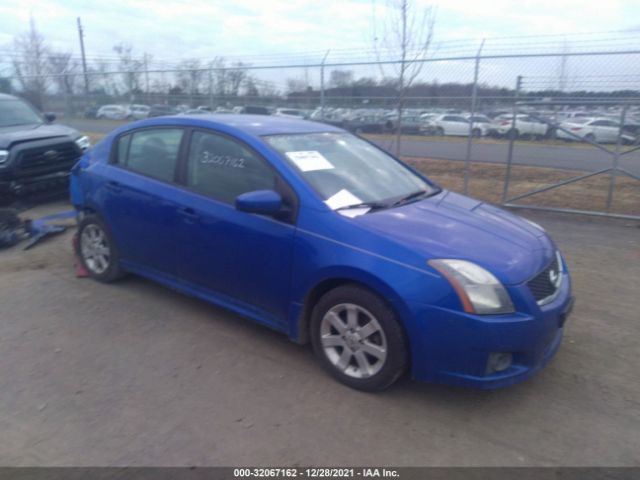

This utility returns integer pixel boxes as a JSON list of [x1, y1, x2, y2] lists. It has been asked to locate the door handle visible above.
[[178, 206, 199, 222], [106, 181, 122, 193]]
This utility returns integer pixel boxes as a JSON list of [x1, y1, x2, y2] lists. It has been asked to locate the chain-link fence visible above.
[[3, 46, 640, 218]]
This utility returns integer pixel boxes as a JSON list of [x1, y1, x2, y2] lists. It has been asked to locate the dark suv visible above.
[[0, 93, 90, 200]]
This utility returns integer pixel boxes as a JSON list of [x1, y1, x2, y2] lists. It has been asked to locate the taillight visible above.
[[500, 121, 510, 125], [570, 127, 583, 131]]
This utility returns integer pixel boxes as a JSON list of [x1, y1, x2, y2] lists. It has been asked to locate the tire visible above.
[[507, 128, 519, 140], [310, 284, 409, 392], [77, 214, 125, 283], [584, 133, 596, 143], [435, 127, 444, 136], [472, 128, 482, 138]]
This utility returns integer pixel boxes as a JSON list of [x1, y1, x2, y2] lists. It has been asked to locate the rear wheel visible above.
[[435, 126, 444, 136], [310, 285, 409, 391], [78, 215, 125, 283], [584, 133, 596, 143], [472, 128, 482, 137], [507, 128, 519, 140]]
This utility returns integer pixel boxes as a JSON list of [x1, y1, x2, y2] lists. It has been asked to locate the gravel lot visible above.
[[0, 201, 639, 466]]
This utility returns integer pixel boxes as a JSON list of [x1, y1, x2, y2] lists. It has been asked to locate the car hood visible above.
[[354, 191, 555, 285], [0, 123, 80, 149]]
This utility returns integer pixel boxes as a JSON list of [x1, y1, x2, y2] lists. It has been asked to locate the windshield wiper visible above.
[[391, 189, 431, 207], [336, 201, 390, 212]]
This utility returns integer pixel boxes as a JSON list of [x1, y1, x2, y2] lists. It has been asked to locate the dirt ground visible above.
[[405, 157, 640, 216], [0, 201, 639, 466]]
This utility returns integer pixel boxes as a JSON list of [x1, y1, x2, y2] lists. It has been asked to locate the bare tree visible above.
[[48, 52, 78, 94], [286, 78, 307, 93], [329, 70, 354, 88], [227, 62, 249, 97], [211, 57, 228, 96], [373, 0, 436, 154], [113, 43, 144, 100], [12, 17, 51, 109], [176, 59, 205, 106]]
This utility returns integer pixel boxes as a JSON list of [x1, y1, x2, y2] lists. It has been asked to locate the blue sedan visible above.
[[70, 115, 574, 391]]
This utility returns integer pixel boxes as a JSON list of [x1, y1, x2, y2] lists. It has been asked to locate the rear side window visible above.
[[116, 128, 184, 182], [186, 131, 276, 204]]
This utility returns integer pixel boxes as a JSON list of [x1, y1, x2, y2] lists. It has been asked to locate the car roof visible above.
[[133, 114, 342, 136]]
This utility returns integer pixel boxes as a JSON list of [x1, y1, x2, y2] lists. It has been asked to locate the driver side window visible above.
[[186, 131, 276, 204]]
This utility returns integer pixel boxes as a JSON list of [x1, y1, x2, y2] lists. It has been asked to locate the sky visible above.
[[1, 0, 639, 90]]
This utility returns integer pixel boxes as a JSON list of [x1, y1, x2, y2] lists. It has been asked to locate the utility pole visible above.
[[77, 17, 90, 95]]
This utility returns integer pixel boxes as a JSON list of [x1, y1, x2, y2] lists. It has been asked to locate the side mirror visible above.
[[235, 190, 282, 216], [44, 112, 56, 123]]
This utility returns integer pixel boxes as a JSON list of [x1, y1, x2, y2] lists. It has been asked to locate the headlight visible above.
[[0, 150, 8, 164], [429, 259, 515, 314], [75, 136, 91, 151]]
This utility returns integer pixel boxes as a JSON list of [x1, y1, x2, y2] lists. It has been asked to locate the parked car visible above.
[[0, 93, 89, 199], [180, 109, 209, 115], [129, 104, 151, 120], [556, 117, 636, 144], [465, 114, 494, 137], [493, 114, 549, 139], [84, 106, 99, 119], [384, 114, 423, 134], [344, 114, 385, 134], [274, 108, 306, 119], [96, 105, 129, 120], [235, 106, 270, 115], [148, 104, 178, 118], [71, 115, 573, 391], [422, 114, 470, 137]]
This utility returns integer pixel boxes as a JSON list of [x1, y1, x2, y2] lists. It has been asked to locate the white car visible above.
[[96, 105, 129, 120], [493, 114, 549, 139], [465, 114, 494, 137], [274, 108, 306, 119], [421, 114, 471, 136], [556, 117, 635, 144], [129, 104, 150, 120]]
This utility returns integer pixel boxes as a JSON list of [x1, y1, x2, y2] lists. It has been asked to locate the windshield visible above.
[[265, 132, 436, 210], [0, 99, 43, 127]]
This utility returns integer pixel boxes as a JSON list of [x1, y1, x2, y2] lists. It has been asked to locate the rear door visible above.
[[99, 127, 185, 277]]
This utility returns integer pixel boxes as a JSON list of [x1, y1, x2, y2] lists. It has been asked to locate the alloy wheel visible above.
[[320, 303, 388, 379], [81, 224, 111, 275]]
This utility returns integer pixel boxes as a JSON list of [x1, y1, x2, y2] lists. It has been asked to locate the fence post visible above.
[[208, 68, 214, 111], [502, 75, 522, 203], [320, 50, 330, 120], [606, 104, 628, 211], [463, 39, 485, 195]]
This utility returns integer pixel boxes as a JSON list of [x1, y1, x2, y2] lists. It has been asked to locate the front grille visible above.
[[16, 141, 80, 176], [527, 253, 562, 304]]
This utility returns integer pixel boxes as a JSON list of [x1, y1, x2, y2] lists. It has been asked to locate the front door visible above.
[[174, 129, 296, 329]]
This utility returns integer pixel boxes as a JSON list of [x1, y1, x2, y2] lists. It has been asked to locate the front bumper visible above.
[[407, 273, 573, 389], [0, 171, 70, 195]]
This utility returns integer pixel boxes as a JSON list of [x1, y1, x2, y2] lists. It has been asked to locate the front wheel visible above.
[[310, 285, 409, 391]]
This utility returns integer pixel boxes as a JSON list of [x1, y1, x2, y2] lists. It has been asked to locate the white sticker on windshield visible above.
[[338, 207, 371, 218], [286, 151, 334, 172], [325, 189, 362, 210]]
